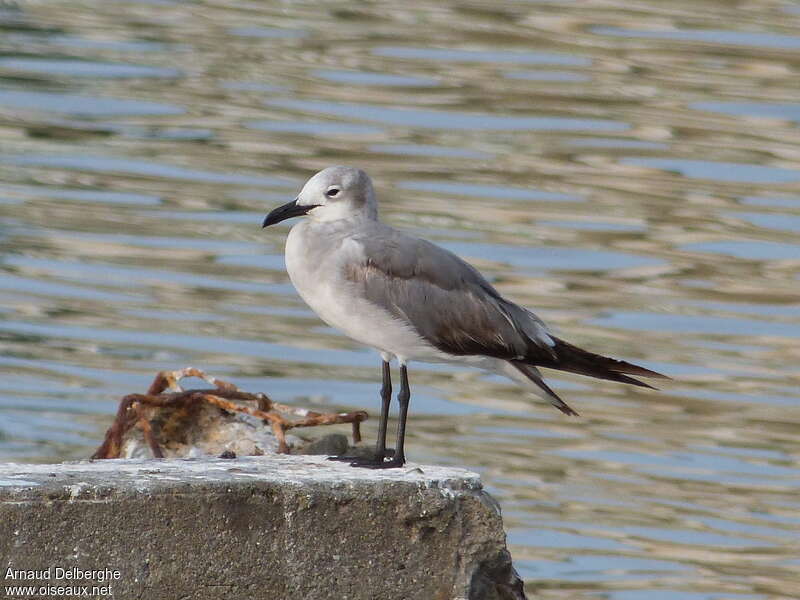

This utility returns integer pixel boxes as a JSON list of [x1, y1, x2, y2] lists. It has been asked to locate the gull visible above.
[[263, 166, 668, 468]]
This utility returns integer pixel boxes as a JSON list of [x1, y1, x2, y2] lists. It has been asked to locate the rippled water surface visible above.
[[1, 1, 799, 598]]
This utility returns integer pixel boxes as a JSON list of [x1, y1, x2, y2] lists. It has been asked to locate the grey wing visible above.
[[344, 228, 555, 359]]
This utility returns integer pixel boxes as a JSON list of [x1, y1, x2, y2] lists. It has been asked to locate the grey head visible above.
[[263, 166, 377, 227]]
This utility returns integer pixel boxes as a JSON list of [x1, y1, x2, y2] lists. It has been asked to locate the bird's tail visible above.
[[530, 336, 670, 389]]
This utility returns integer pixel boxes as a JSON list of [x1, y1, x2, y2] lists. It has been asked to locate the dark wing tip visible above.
[[510, 361, 580, 417], [613, 372, 659, 390], [557, 403, 580, 417], [618, 362, 671, 381], [539, 337, 671, 387]]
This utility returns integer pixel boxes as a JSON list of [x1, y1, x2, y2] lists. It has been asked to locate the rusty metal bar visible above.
[[93, 369, 368, 459]]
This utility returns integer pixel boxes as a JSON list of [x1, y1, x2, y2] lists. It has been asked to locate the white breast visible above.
[[284, 222, 442, 363]]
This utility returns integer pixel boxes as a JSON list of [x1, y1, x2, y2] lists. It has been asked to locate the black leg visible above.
[[331, 360, 393, 465], [374, 360, 392, 460], [359, 364, 410, 469], [393, 364, 411, 465]]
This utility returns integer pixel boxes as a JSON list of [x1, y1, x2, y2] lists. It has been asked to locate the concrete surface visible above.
[[0, 455, 526, 600]]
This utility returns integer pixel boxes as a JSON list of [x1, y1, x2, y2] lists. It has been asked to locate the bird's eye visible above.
[[325, 188, 340, 198]]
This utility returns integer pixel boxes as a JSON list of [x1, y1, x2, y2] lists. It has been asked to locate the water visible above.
[[1, 1, 799, 598]]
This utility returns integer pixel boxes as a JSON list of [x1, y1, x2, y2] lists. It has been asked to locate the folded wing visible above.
[[344, 227, 555, 360]]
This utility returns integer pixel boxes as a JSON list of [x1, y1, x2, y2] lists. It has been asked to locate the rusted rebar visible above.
[[92, 368, 367, 459]]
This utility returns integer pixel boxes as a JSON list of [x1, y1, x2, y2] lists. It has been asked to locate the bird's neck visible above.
[[308, 206, 379, 228]]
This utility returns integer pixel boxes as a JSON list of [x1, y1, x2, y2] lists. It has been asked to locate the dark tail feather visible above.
[[510, 361, 579, 416], [532, 336, 670, 388]]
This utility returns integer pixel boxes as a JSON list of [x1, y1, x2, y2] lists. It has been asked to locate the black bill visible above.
[[262, 199, 319, 227]]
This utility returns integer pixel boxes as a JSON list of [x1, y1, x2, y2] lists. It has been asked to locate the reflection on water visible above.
[[1, 1, 799, 598], [267, 97, 630, 131], [621, 158, 800, 184]]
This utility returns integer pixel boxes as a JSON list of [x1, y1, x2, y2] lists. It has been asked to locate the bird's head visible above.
[[262, 166, 376, 227]]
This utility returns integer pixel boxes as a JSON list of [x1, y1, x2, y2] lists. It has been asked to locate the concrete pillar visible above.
[[0, 455, 526, 600]]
